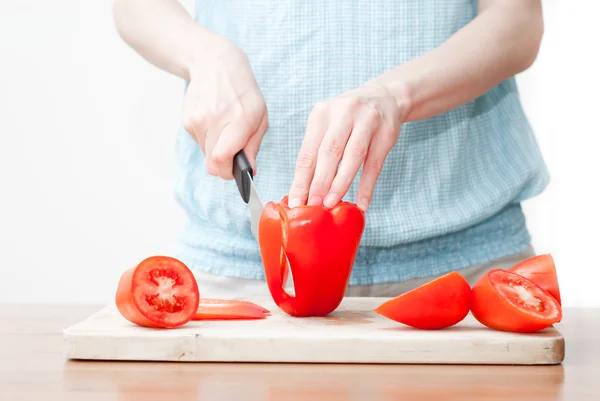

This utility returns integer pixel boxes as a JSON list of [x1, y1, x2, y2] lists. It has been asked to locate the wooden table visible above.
[[1, 305, 598, 401]]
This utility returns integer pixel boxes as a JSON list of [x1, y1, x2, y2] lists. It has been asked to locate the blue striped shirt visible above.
[[171, 0, 549, 285]]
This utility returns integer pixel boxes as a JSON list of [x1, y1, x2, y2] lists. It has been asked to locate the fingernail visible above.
[[308, 195, 323, 206], [289, 198, 301, 208], [323, 193, 337, 209]]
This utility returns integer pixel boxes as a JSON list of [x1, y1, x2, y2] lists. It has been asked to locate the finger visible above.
[[288, 105, 328, 208], [356, 125, 398, 212], [244, 110, 268, 176], [323, 111, 380, 209], [183, 110, 208, 151], [211, 119, 254, 180], [203, 125, 219, 176], [307, 115, 353, 206]]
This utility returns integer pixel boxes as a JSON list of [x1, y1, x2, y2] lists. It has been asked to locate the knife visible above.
[[233, 150, 263, 240], [233, 150, 295, 293]]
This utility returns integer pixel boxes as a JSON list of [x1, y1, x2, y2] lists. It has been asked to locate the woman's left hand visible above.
[[288, 82, 409, 212]]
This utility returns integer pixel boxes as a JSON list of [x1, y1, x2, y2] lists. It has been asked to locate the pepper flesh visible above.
[[258, 196, 365, 317]]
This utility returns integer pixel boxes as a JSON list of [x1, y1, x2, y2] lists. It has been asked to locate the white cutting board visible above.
[[63, 296, 564, 365]]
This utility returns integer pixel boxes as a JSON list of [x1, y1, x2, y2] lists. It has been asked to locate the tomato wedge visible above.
[[193, 299, 270, 320], [508, 254, 561, 305], [116, 256, 200, 328], [374, 271, 471, 330], [471, 269, 562, 333]]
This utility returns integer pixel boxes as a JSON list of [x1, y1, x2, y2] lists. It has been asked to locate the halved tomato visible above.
[[374, 271, 471, 330], [193, 299, 270, 320], [508, 254, 561, 305], [471, 269, 562, 333], [116, 256, 200, 328]]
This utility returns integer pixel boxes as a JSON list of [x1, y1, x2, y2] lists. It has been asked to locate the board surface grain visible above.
[[63, 296, 564, 365]]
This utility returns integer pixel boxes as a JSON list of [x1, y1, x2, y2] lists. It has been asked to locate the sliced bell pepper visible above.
[[258, 196, 365, 317], [192, 298, 270, 320]]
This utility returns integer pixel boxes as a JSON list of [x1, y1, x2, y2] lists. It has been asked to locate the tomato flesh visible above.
[[508, 254, 561, 305], [471, 269, 562, 333], [374, 271, 471, 330], [115, 256, 200, 328]]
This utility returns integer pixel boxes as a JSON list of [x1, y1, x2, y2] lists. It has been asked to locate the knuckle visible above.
[[366, 158, 384, 174], [211, 149, 231, 165], [183, 113, 205, 133], [231, 106, 245, 120], [312, 101, 328, 115], [381, 125, 399, 145], [296, 152, 316, 170], [289, 181, 310, 199], [290, 181, 309, 194], [350, 143, 369, 159], [322, 137, 344, 157], [345, 97, 362, 110], [248, 106, 266, 126], [365, 106, 381, 123]]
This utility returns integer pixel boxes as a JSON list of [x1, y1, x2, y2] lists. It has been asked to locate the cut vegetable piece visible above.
[[115, 255, 200, 328], [471, 269, 562, 333], [258, 196, 365, 317], [374, 271, 471, 330], [192, 299, 270, 320]]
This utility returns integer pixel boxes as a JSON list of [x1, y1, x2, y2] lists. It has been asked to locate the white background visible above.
[[1, 0, 598, 307]]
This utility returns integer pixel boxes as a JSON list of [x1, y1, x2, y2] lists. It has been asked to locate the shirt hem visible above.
[[170, 203, 532, 286]]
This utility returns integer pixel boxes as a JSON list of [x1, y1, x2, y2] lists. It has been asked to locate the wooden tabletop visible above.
[[0, 305, 598, 401]]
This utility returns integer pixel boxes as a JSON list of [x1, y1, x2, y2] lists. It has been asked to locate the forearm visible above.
[[112, 0, 233, 81], [372, 0, 544, 122]]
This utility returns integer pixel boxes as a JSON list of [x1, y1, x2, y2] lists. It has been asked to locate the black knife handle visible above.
[[233, 150, 253, 204]]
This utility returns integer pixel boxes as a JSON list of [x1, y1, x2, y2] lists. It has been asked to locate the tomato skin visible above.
[[374, 271, 471, 330], [115, 267, 160, 328], [116, 256, 200, 329], [259, 196, 365, 317], [471, 269, 562, 333], [508, 254, 561, 305]]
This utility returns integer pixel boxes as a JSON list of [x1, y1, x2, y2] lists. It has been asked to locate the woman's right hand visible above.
[[182, 44, 268, 180]]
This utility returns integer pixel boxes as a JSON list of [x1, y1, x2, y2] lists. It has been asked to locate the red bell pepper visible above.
[[192, 299, 270, 320], [258, 196, 365, 317]]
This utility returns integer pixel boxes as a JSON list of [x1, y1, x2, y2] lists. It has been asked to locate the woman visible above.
[[112, 0, 547, 297]]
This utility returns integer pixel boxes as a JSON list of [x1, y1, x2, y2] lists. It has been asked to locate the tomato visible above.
[[116, 256, 200, 328], [508, 254, 561, 305], [470, 269, 562, 333], [193, 299, 270, 320], [373, 271, 471, 330]]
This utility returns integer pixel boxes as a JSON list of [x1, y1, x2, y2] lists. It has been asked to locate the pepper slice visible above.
[[192, 299, 270, 320], [258, 196, 365, 317]]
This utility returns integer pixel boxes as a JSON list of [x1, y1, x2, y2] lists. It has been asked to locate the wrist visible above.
[[367, 77, 413, 122], [185, 30, 245, 80]]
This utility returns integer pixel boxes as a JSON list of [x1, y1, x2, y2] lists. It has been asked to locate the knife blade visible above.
[[233, 150, 295, 294]]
